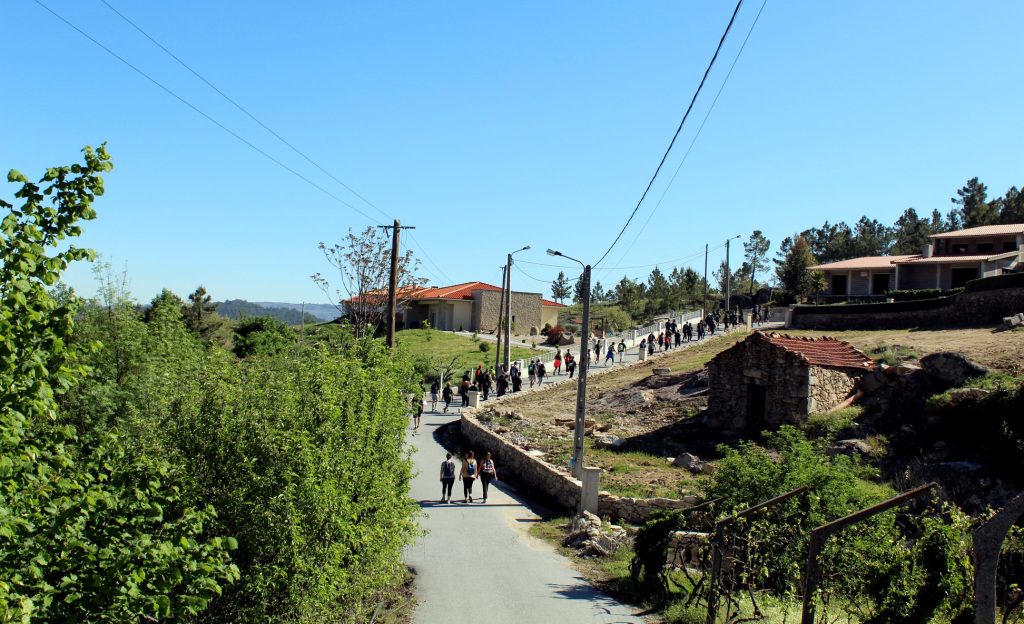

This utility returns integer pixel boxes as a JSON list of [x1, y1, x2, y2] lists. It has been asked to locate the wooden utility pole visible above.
[[495, 265, 507, 371], [378, 219, 415, 349]]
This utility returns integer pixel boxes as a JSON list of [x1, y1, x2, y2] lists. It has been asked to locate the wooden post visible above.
[[386, 219, 400, 348]]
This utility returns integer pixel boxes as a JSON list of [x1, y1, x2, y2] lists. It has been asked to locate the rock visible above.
[[1003, 312, 1024, 329], [672, 452, 701, 469], [594, 434, 625, 450], [595, 422, 611, 432], [947, 387, 992, 403], [892, 363, 922, 376], [653, 367, 671, 377], [861, 370, 889, 393], [828, 438, 873, 458], [696, 461, 717, 475], [920, 352, 990, 387]]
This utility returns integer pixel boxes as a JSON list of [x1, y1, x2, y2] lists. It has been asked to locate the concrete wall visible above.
[[541, 306, 560, 330], [452, 301, 473, 332], [473, 290, 542, 334], [791, 286, 1024, 330], [808, 366, 859, 413]]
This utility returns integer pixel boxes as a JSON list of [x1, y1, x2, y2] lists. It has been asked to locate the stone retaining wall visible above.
[[460, 412, 698, 524], [791, 286, 1024, 330], [808, 366, 859, 414]]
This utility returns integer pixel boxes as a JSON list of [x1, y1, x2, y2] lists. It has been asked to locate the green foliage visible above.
[[217, 299, 319, 325], [1, 145, 237, 622], [232, 315, 295, 358], [630, 510, 686, 600], [478, 341, 490, 352], [774, 235, 816, 302], [803, 407, 860, 441], [550, 271, 571, 304], [869, 344, 922, 366], [964, 271, 1024, 292], [885, 287, 963, 301]]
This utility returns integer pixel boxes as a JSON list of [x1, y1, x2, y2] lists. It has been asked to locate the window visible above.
[[952, 243, 969, 254], [976, 242, 994, 254], [1006, 241, 1019, 253]]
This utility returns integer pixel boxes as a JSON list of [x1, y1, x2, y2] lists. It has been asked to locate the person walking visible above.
[[479, 451, 498, 502], [496, 373, 508, 397], [440, 452, 457, 503], [481, 369, 492, 401], [528, 360, 537, 387], [460, 451, 478, 503], [553, 351, 562, 376], [511, 370, 523, 392], [429, 379, 440, 412], [537, 360, 547, 385], [605, 344, 616, 366], [442, 382, 454, 413], [566, 352, 576, 379], [617, 340, 626, 363], [593, 342, 601, 366], [459, 379, 470, 407], [413, 399, 422, 433]]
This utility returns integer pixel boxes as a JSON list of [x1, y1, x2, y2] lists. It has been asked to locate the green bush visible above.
[[233, 315, 295, 358], [964, 271, 1024, 292], [793, 295, 955, 316], [478, 341, 490, 352], [885, 288, 963, 301]]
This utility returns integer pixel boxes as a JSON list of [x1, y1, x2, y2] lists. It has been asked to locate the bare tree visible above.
[[312, 226, 427, 337]]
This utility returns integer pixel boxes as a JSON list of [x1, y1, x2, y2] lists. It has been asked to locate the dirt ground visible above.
[[482, 325, 1024, 500]]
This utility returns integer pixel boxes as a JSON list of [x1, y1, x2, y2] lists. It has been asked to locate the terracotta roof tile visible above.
[[809, 255, 917, 271], [758, 332, 875, 370], [929, 223, 1024, 239]]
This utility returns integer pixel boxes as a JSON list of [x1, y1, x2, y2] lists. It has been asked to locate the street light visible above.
[[504, 245, 531, 372], [725, 234, 741, 315], [547, 248, 590, 480]]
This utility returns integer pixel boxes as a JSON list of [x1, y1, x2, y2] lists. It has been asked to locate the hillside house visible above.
[[706, 333, 875, 435], [810, 223, 1024, 298], [345, 281, 564, 333]]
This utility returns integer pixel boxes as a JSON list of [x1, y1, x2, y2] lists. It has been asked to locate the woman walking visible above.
[[460, 451, 478, 503], [429, 379, 440, 412], [442, 382, 454, 413], [479, 451, 498, 502], [553, 351, 562, 375], [566, 352, 576, 379], [440, 452, 456, 503]]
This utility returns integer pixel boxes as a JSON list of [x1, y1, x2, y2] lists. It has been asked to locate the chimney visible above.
[[923, 242, 933, 258]]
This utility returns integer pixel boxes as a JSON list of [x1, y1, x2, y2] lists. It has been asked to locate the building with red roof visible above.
[[706, 332, 875, 434], [345, 281, 565, 333]]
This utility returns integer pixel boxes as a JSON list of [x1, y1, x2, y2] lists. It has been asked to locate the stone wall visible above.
[[460, 409, 697, 524], [791, 286, 1024, 330], [808, 365, 859, 413], [473, 290, 542, 333], [706, 335, 811, 434]]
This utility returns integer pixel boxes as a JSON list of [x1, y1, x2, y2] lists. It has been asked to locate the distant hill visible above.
[[252, 302, 341, 322], [216, 300, 325, 325]]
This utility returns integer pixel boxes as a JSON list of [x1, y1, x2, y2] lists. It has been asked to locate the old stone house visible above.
[[706, 333, 875, 434]]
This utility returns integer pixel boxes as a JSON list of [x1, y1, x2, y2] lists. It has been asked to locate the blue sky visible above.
[[4, 1, 1022, 304]]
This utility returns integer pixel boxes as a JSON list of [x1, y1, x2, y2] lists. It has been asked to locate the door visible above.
[[831, 274, 848, 296], [951, 267, 979, 289], [746, 383, 767, 434], [871, 273, 890, 295]]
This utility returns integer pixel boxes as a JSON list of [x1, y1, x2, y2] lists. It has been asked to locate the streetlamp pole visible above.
[[548, 249, 589, 480], [504, 245, 530, 372], [725, 234, 740, 315], [702, 243, 709, 317]]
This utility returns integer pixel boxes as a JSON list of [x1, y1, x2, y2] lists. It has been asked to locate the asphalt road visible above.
[[404, 408, 647, 624]]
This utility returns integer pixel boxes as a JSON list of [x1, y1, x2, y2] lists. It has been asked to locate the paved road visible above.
[[404, 409, 646, 624]]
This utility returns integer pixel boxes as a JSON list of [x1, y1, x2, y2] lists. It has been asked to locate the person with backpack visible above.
[[496, 373, 508, 397], [617, 340, 626, 363], [479, 451, 498, 502], [565, 352, 576, 379], [553, 351, 562, 375], [527, 360, 537, 387], [536, 360, 547, 385], [429, 379, 440, 412], [440, 452, 457, 503], [481, 369, 492, 401], [413, 399, 423, 433], [460, 451, 478, 503], [459, 379, 470, 407], [511, 370, 522, 392], [605, 344, 616, 366], [442, 382, 454, 413]]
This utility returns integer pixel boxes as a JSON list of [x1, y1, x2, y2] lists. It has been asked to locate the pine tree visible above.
[[550, 271, 571, 304], [775, 236, 816, 302]]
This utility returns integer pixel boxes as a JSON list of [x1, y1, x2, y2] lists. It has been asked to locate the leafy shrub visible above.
[[233, 315, 295, 358], [869, 344, 922, 366], [478, 341, 490, 352], [803, 407, 860, 440], [965, 271, 1024, 292], [885, 288, 963, 301], [546, 324, 565, 345]]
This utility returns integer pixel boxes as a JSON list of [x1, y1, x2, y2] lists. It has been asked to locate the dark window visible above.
[[872, 273, 890, 295], [831, 274, 848, 296], [976, 242, 994, 254], [951, 267, 979, 289], [952, 243, 969, 254], [1006, 241, 1019, 252]]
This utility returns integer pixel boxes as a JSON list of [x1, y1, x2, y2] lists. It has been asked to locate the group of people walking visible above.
[[439, 450, 498, 503]]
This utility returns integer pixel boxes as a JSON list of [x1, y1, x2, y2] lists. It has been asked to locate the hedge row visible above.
[[885, 288, 963, 301], [792, 295, 956, 316], [964, 271, 1024, 292]]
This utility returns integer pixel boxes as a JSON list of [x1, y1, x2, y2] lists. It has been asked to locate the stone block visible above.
[[920, 352, 990, 386]]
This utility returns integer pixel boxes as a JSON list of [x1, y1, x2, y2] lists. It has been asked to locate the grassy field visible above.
[[394, 329, 547, 376]]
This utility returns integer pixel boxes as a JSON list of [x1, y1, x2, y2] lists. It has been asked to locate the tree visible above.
[[185, 285, 216, 332], [801, 221, 854, 263], [951, 177, 998, 228], [614, 276, 644, 318], [591, 281, 606, 303], [891, 208, 932, 255], [646, 267, 670, 315], [550, 271, 571, 304], [314, 226, 426, 337], [743, 230, 771, 295], [997, 186, 1024, 224], [145, 287, 184, 322], [233, 316, 296, 358], [850, 216, 893, 256], [573, 273, 586, 304], [775, 235, 816, 302], [929, 209, 947, 233]]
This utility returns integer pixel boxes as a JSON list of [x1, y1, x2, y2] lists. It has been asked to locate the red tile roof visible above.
[[929, 223, 1024, 239], [810, 255, 918, 271], [543, 299, 566, 307], [412, 281, 502, 301], [758, 332, 875, 370]]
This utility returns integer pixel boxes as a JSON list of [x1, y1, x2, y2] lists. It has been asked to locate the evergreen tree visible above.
[[743, 230, 771, 295], [997, 186, 1024, 224], [891, 208, 932, 255], [951, 177, 998, 228], [573, 273, 586, 304], [550, 271, 571, 303], [850, 216, 893, 256], [591, 281, 606, 303], [775, 235, 816, 302]]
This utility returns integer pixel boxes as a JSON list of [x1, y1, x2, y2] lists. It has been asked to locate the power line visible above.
[[606, 0, 768, 271], [593, 0, 746, 268], [98, 0, 394, 224], [31, 0, 381, 225], [513, 263, 561, 284], [407, 231, 455, 284]]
